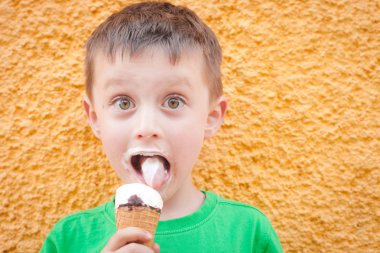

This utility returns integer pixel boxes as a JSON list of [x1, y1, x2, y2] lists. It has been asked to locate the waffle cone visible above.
[[116, 205, 161, 247]]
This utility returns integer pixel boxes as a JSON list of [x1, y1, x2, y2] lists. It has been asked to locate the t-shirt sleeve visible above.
[[40, 231, 59, 253], [262, 221, 283, 253]]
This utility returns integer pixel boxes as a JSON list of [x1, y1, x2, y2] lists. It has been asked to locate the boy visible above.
[[41, 2, 283, 252]]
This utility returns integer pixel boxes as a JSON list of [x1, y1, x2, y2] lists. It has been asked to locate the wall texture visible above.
[[1, 0, 379, 252]]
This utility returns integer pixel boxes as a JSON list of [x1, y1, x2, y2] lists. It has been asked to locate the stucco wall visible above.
[[1, 0, 379, 252]]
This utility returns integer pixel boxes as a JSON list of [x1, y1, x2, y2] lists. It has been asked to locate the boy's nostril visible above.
[[137, 133, 158, 139]]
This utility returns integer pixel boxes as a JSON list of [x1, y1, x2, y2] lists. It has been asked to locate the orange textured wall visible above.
[[1, 0, 379, 252]]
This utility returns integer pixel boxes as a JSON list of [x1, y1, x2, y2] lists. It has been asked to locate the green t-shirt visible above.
[[40, 191, 283, 252]]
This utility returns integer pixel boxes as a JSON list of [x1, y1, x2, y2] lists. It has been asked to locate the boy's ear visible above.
[[204, 96, 228, 139], [83, 95, 101, 139]]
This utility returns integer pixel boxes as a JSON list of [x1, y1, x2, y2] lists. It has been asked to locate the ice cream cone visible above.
[[116, 205, 160, 246], [115, 183, 163, 247]]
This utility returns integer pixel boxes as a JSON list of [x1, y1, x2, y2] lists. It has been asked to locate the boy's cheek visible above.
[[100, 134, 128, 165]]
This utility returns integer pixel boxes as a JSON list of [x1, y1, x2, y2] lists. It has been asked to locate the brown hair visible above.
[[85, 1, 222, 101]]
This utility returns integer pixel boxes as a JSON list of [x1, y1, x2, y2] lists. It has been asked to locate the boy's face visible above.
[[84, 47, 226, 202]]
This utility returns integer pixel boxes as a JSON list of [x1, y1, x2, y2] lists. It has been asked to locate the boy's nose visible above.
[[134, 108, 161, 139]]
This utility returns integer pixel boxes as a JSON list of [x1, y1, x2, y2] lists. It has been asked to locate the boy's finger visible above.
[[118, 242, 156, 253], [152, 243, 160, 253], [104, 227, 152, 251]]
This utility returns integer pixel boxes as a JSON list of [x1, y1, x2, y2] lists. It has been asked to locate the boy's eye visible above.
[[112, 96, 135, 110], [163, 96, 185, 109]]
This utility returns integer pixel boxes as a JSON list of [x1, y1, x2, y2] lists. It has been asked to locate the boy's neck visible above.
[[160, 183, 205, 221]]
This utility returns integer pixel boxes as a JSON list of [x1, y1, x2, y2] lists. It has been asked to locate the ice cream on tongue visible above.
[[141, 156, 167, 189]]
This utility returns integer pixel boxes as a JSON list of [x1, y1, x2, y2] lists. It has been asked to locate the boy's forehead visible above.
[[92, 46, 208, 87], [94, 45, 204, 65], [103, 74, 193, 91]]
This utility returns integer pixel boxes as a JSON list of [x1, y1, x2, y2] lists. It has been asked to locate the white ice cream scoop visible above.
[[115, 183, 163, 209]]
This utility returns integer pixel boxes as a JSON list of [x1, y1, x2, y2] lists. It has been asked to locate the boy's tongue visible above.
[[141, 156, 166, 189]]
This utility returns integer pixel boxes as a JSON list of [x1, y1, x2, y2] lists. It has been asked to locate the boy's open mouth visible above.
[[129, 153, 171, 189], [131, 154, 170, 174]]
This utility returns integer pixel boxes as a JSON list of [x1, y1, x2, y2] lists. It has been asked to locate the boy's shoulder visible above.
[[210, 192, 283, 252], [211, 191, 269, 219], [40, 199, 115, 252], [52, 198, 115, 232], [204, 191, 278, 235], [56, 200, 113, 226], [215, 192, 265, 210]]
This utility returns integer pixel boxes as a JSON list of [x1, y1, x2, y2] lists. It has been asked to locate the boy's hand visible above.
[[101, 227, 160, 253]]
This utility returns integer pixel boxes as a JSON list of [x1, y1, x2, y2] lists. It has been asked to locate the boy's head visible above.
[[83, 2, 227, 202], [85, 1, 223, 102]]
